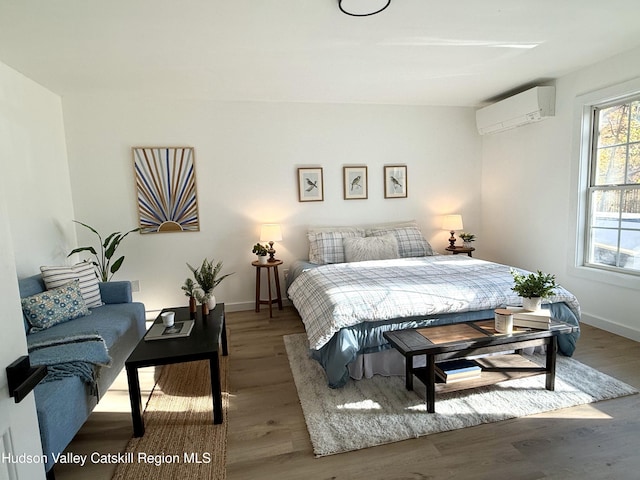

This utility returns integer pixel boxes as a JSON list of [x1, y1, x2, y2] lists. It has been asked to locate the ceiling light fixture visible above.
[[338, 0, 391, 17]]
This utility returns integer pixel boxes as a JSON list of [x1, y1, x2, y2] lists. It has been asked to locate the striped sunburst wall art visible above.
[[132, 147, 200, 234]]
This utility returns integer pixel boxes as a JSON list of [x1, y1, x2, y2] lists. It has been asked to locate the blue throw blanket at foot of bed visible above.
[[27, 333, 112, 397]]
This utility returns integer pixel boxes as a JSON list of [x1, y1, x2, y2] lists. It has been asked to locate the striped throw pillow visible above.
[[40, 262, 103, 308]]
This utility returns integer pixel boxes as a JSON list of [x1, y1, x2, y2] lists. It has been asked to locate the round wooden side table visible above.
[[445, 246, 475, 257], [252, 259, 284, 318]]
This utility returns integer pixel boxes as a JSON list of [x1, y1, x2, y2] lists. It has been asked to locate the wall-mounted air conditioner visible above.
[[475, 86, 555, 135]]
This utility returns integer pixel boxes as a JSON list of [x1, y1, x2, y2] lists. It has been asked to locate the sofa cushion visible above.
[[21, 280, 91, 332], [40, 262, 103, 308]]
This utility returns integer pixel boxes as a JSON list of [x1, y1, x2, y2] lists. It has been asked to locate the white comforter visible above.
[[287, 256, 581, 350]]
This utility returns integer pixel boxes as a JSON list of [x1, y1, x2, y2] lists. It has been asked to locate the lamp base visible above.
[[267, 242, 278, 262], [448, 231, 457, 248]]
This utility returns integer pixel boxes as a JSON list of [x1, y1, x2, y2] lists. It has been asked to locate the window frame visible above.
[[584, 98, 640, 275], [570, 78, 640, 289]]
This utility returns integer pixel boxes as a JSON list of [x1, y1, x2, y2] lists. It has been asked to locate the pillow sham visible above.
[[365, 224, 434, 258], [343, 234, 399, 263], [40, 262, 103, 308], [308, 230, 364, 264], [21, 279, 91, 332]]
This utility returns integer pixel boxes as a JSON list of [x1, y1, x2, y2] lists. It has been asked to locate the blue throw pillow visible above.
[[21, 279, 91, 332]]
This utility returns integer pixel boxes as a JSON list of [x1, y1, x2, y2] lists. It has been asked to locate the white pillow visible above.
[[308, 230, 364, 264], [365, 224, 434, 257], [40, 262, 103, 308], [343, 234, 399, 263]]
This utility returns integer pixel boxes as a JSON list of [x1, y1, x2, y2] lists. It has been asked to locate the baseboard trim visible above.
[[145, 299, 291, 318], [581, 313, 640, 342]]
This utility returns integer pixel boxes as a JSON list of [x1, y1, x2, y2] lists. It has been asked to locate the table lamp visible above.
[[442, 214, 463, 248], [260, 224, 282, 262]]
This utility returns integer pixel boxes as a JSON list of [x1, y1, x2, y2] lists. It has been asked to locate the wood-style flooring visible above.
[[56, 306, 640, 480]]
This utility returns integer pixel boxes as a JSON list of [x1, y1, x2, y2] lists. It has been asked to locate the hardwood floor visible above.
[[226, 308, 640, 480], [56, 307, 640, 480]]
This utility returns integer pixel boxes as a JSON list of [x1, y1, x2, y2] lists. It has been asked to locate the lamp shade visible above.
[[442, 214, 463, 231], [260, 224, 282, 242]]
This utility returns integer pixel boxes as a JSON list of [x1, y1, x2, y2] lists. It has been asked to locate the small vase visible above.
[[258, 255, 268, 265], [463, 241, 472, 248], [202, 302, 209, 316], [189, 296, 197, 314], [207, 292, 216, 310], [522, 297, 542, 311]]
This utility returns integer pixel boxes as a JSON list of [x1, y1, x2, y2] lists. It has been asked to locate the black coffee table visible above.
[[125, 304, 228, 437], [384, 318, 578, 413]]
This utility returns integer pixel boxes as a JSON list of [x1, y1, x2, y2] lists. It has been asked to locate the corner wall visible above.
[[480, 46, 640, 340], [0, 61, 76, 277]]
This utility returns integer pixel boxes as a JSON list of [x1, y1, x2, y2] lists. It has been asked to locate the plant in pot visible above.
[[68, 220, 140, 281], [458, 232, 476, 248], [510, 268, 558, 311], [181, 278, 198, 314], [187, 258, 234, 315], [252, 243, 269, 265]]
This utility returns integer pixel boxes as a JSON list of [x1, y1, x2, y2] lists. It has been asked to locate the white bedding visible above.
[[287, 255, 581, 351]]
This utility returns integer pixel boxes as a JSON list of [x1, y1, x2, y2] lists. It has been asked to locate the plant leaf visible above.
[[110, 256, 125, 274], [68, 246, 97, 257]]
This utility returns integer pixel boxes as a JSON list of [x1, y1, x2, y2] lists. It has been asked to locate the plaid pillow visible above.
[[308, 230, 364, 264], [365, 225, 434, 257], [21, 279, 91, 332]]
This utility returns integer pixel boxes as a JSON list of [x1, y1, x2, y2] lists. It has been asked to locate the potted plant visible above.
[[181, 278, 197, 314], [68, 220, 140, 282], [459, 232, 476, 248], [187, 258, 234, 314], [510, 268, 558, 311], [252, 243, 269, 265]]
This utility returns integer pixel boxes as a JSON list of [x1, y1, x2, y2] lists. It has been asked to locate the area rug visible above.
[[111, 357, 228, 480], [283, 333, 638, 457]]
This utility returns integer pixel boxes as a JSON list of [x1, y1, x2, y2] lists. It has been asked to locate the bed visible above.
[[286, 222, 581, 388]]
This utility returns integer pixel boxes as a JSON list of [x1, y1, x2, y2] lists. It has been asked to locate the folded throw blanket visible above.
[[28, 333, 112, 398]]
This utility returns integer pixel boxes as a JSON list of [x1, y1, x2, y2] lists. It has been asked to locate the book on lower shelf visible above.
[[144, 320, 195, 341], [435, 359, 481, 383]]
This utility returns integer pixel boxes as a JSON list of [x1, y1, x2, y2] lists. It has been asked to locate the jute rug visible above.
[[111, 357, 228, 480], [284, 333, 638, 457]]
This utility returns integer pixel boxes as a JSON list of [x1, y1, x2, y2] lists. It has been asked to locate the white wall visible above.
[[481, 46, 640, 340], [62, 96, 482, 313], [0, 60, 68, 478], [0, 61, 76, 277]]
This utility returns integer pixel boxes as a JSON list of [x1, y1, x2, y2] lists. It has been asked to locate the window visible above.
[[585, 98, 640, 274]]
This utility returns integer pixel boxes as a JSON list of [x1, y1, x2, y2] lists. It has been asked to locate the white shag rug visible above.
[[283, 333, 638, 457]]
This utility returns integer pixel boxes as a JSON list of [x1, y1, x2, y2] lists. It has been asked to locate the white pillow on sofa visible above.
[[343, 234, 399, 263], [40, 262, 103, 308]]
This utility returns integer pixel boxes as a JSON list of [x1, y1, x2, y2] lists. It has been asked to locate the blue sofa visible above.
[[18, 274, 146, 476]]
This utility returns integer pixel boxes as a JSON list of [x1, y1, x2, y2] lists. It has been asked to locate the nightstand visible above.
[[252, 260, 283, 318], [445, 246, 475, 257]]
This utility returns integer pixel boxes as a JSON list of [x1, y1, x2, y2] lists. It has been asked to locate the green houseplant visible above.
[[510, 268, 558, 311], [459, 232, 476, 248], [68, 220, 140, 282], [252, 243, 269, 264], [187, 258, 234, 313], [181, 278, 197, 313]]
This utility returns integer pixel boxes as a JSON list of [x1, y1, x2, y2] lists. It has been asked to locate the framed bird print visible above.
[[297, 167, 324, 202], [343, 166, 368, 200], [384, 165, 407, 198]]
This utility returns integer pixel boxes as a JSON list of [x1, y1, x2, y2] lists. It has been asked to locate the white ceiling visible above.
[[1, 0, 640, 107]]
